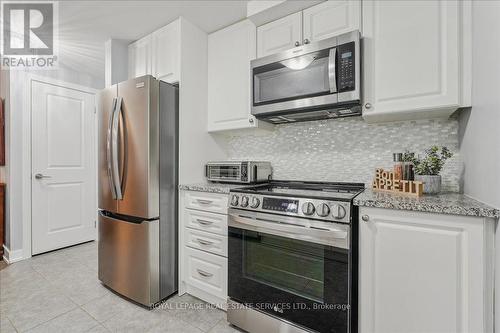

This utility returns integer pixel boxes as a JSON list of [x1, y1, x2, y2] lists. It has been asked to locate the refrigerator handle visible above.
[[107, 98, 118, 199], [118, 98, 127, 197], [111, 97, 123, 200]]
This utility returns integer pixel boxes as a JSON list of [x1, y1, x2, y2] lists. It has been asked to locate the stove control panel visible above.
[[229, 193, 351, 223]]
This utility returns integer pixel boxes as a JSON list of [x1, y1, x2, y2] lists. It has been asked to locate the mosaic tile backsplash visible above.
[[220, 117, 461, 192]]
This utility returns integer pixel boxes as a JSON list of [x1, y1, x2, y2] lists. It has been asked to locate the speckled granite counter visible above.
[[354, 189, 499, 219], [179, 182, 245, 194]]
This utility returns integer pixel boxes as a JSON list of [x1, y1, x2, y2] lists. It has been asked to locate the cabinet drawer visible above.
[[185, 227, 227, 257], [184, 191, 228, 214], [184, 209, 227, 235], [184, 247, 227, 299]]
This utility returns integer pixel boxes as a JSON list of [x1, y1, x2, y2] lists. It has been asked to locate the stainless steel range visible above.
[[227, 181, 364, 333]]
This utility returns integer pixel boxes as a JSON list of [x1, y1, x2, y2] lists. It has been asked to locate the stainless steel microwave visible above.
[[205, 161, 272, 184], [251, 30, 361, 124]]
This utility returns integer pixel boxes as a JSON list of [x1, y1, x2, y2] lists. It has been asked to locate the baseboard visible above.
[[2, 245, 24, 264]]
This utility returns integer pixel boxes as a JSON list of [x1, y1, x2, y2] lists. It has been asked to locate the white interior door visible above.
[[32, 80, 96, 255]]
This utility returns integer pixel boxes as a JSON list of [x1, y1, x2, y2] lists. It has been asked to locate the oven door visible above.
[[228, 209, 351, 333]]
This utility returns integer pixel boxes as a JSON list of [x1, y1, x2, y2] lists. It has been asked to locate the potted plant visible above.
[[411, 146, 453, 194]]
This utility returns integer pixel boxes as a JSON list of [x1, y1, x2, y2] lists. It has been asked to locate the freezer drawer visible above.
[[98, 211, 159, 306]]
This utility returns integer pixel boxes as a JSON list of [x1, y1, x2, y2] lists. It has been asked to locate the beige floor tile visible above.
[[2, 273, 77, 332], [207, 319, 245, 333], [101, 304, 163, 333], [148, 317, 203, 333], [0, 314, 17, 333], [158, 295, 225, 332], [81, 292, 138, 323], [25, 308, 99, 333], [85, 324, 110, 332]]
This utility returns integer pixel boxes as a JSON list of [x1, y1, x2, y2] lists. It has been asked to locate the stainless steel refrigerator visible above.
[[97, 75, 178, 306]]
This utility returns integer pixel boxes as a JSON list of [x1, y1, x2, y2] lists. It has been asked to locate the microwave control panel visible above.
[[337, 41, 355, 92]]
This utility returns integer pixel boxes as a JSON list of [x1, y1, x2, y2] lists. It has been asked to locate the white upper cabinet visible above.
[[151, 20, 180, 83], [128, 19, 180, 83], [359, 207, 494, 333], [362, 0, 471, 122], [208, 20, 263, 132], [128, 35, 152, 79], [303, 0, 361, 43], [257, 12, 302, 57]]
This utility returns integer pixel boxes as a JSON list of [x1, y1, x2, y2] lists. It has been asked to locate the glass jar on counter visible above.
[[393, 153, 403, 180], [402, 152, 415, 181]]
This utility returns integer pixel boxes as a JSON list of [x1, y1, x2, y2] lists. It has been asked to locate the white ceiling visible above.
[[56, 0, 249, 86]]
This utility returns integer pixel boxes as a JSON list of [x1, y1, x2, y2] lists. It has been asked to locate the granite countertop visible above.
[[179, 182, 246, 194], [354, 189, 500, 219]]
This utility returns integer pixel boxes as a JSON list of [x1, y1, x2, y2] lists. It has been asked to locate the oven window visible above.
[[242, 231, 325, 303], [253, 49, 332, 106], [209, 165, 240, 179]]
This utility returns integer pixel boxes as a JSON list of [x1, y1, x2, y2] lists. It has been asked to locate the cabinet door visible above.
[[152, 20, 180, 83], [359, 207, 489, 333], [257, 12, 302, 57], [208, 20, 259, 132], [128, 35, 152, 79], [303, 0, 361, 43], [362, 0, 460, 121]]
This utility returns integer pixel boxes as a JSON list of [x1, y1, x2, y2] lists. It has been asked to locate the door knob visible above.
[[35, 173, 51, 180], [294, 41, 300, 47], [303, 39, 310, 44]]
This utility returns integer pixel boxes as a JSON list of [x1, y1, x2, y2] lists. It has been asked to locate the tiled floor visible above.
[[0, 242, 242, 333]]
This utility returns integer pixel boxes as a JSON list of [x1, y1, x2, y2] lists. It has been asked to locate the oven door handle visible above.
[[228, 212, 349, 249]]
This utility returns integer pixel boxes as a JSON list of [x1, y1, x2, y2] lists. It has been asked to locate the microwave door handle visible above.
[[107, 98, 118, 199], [328, 48, 337, 93]]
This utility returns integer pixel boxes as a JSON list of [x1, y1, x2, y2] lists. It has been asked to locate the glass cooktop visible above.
[[232, 181, 364, 201]]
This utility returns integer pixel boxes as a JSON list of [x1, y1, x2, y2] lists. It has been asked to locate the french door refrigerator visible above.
[[97, 75, 178, 306]]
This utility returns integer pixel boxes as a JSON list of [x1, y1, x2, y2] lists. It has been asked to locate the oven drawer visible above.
[[184, 209, 228, 235], [185, 227, 228, 257], [184, 191, 228, 214], [184, 247, 227, 299]]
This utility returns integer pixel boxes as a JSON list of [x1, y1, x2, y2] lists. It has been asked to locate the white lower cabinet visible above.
[[179, 190, 228, 308], [184, 246, 228, 300], [359, 207, 494, 333]]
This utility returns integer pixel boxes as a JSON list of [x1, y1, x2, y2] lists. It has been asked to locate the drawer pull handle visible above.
[[196, 199, 213, 205], [197, 269, 213, 278], [196, 219, 214, 225], [196, 238, 213, 246]]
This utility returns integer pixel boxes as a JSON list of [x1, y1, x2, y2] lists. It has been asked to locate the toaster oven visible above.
[[205, 161, 272, 184]]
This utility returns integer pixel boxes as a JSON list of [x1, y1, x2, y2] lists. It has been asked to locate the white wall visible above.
[[0, 70, 10, 250], [460, 1, 500, 209], [459, 1, 500, 331], [178, 17, 227, 184], [105, 39, 129, 87]]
